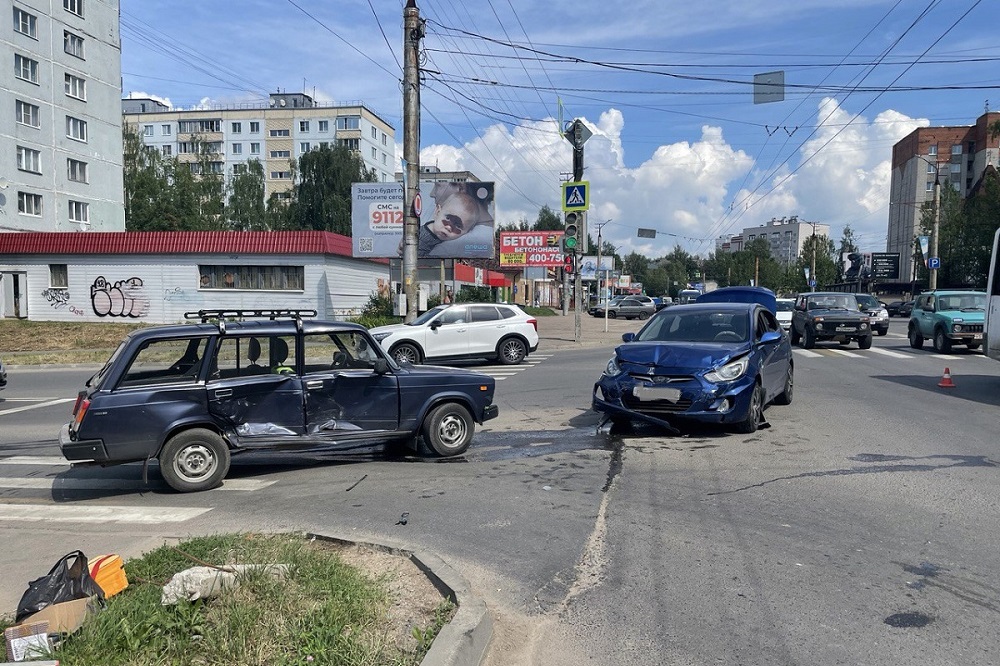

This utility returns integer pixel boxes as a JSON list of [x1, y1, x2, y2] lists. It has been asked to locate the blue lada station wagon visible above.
[[60, 309, 498, 492]]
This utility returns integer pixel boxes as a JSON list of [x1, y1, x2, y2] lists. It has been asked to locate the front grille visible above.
[[622, 396, 692, 414], [961, 323, 984, 333], [628, 373, 693, 383]]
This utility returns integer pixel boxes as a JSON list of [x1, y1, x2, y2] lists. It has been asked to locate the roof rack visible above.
[[184, 309, 317, 334]]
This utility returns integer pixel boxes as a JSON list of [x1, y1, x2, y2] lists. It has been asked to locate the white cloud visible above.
[[124, 90, 173, 109]]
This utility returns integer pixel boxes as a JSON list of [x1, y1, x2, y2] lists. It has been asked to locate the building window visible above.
[[250, 121, 260, 133], [270, 150, 290, 158], [231, 121, 241, 133], [270, 171, 291, 180], [337, 138, 359, 151], [381, 133, 387, 146], [926, 162, 936, 174], [14, 54, 38, 84], [161, 145, 172, 156], [269, 129, 290, 137], [250, 142, 260, 155], [143, 125, 153, 136], [49, 264, 68, 288], [926, 181, 935, 192], [14, 7, 37, 38], [178, 119, 221, 133], [68, 200, 88, 224], [336, 116, 360, 130], [16, 146, 41, 174], [299, 120, 309, 132], [198, 265, 304, 291], [63, 0, 82, 17], [370, 147, 377, 160], [318, 120, 329, 132], [232, 142, 242, 154], [17, 191, 42, 216], [927, 144, 937, 156], [64, 73, 86, 100], [63, 31, 84, 58], [300, 142, 310, 152], [371, 126, 377, 140], [319, 142, 328, 149], [951, 144, 962, 156], [950, 163, 961, 174], [381, 153, 387, 165], [161, 124, 171, 135], [67, 158, 87, 182], [66, 116, 87, 142], [16, 99, 40, 128]]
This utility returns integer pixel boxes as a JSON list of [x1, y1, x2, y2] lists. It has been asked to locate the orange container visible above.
[[88, 554, 129, 598]]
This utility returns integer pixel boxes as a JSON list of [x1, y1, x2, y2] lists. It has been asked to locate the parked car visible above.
[[775, 298, 795, 331], [854, 293, 890, 336], [790, 292, 873, 349], [898, 300, 915, 317], [592, 298, 658, 320], [370, 303, 538, 366], [886, 300, 905, 317], [0, 357, 6, 390], [60, 310, 499, 492], [590, 296, 626, 316], [593, 300, 792, 434], [651, 297, 668, 311], [907, 290, 985, 353]]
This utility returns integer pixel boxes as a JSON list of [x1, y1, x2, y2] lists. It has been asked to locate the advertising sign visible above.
[[870, 252, 900, 280], [841, 252, 872, 281], [351, 181, 495, 259], [499, 231, 565, 267], [578, 256, 615, 281]]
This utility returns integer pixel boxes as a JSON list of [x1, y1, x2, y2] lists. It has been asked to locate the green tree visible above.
[[622, 252, 650, 286], [227, 159, 268, 230], [795, 234, 838, 290], [532, 205, 563, 231], [286, 144, 377, 233]]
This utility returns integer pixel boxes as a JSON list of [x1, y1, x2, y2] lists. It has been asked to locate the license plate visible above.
[[835, 326, 854, 332], [974, 333, 983, 340], [633, 385, 681, 403]]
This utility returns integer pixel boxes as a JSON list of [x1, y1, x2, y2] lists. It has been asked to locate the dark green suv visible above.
[[907, 290, 985, 353], [790, 292, 873, 349]]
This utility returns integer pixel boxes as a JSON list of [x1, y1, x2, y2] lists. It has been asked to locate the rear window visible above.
[[118, 337, 210, 388], [776, 301, 793, 312]]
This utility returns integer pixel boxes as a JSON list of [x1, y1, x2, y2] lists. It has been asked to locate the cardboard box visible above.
[[19, 596, 98, 636], [4, 621, 51, 662]]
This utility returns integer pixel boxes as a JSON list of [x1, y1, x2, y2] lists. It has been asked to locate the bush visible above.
[[349, 292, 402, 329], [455, 286, 493, 303]]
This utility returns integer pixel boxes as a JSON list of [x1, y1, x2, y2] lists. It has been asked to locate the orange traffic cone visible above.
[[938, 367, 956, 388]]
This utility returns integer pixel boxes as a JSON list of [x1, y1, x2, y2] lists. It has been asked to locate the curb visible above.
[[307, 533, 492, 666]]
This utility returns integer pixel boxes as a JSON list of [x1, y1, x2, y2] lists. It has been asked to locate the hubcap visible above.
[[437, 413, 468, 447], [785, 371, 793, 399], [174, 444, 216, 481], [394, 346, 417, 363], [751, 388, 762, 422], [502, 340, 524, 363]]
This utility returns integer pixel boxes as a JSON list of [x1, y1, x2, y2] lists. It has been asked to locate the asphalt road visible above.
[[3, 318, 1000, 665]]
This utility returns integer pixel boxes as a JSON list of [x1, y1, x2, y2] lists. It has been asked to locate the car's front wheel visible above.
[[790, 325, 801, 346], [858, 334, 873, 349], [608, 311, 617, 319], [734, 383, 764, 434], [391, 342, 421, 365], [802, 327, 816, 349], [159, 428, 230, 493], [933, 328, 952, 354], [876, 327, 888, 336], [497, 337, 527, 365], [908, 325, 924, 349], [422, 402, 474, 456]]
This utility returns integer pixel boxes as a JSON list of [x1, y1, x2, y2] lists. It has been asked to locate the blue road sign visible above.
[[928, 257, 941, 269], [808, 279, 817, 287], [562, 181, 589, 211]]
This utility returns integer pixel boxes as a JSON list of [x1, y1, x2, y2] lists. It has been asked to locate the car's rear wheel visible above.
[[638, 312, 649, 320], [908, 325, 923, 349], [159, 428, 230, 493], [422, 402, 474, 456], [858, 334, 873, 350], [802, 327, 816, 349], [734, 383, 764, 434], [773, 365, 793, 405], [790, 326, 801, 346], [933, 328, 952, 354], [391, 342, 421, 365], [497, 337, 527, 365]]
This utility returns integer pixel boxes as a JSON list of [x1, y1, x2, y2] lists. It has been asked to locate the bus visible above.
[[987, 227, 1000, 361]]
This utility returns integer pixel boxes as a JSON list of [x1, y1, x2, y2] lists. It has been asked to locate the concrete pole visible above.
[[810, 222, 817, 292], [929, 176, 940, 290], [402, 1, 423, 322]]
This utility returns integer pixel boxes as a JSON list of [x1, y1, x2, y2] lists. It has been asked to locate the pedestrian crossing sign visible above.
[[562, 181, 589, 211]]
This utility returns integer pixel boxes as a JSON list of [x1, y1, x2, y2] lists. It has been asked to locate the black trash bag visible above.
[[15, 550, 106, 622]]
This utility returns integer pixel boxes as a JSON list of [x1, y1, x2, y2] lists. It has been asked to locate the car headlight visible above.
[[953, 324, 962, 333], [880, 309, 888, 318], [860, 323, 868, 330], [372, 331, 392, 342], [704, 356, 749, 383], [604, 356, 621, 377]]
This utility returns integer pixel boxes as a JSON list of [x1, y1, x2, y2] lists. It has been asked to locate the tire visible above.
[[608, 311, 617, 319], [933, 328, 952, 354], [159, 428, 230, 493], [908, 324, 923, 349], [773, 365, 793, 406], [497, 337, 527, 365], [391, 342, 421, 365], [858, 334, 873, 350], [967, 342, 982, 350], [422, 402, 474, 456], [876, 327, 888, 336], [734, 383, 764, 434], [638, 311, 649, 320], [790, 326, 800, 346], [802, 327, 816, 349]]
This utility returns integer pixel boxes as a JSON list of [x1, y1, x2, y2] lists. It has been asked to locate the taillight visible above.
[[72, 397, 90, 430], [527, 318, 537, 332], [72, 392, 84, 416]]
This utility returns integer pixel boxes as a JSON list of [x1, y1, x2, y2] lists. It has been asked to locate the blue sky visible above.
[[120, 0, 999, 257]]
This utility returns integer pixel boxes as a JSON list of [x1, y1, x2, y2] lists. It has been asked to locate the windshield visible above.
[[776, 300, 794, 312], [807, 294, 859, 310], [936, 294, 986, 311], [635, 310, 750, 343], [408, 305, 448, 326], [854, 294, 879, 309]]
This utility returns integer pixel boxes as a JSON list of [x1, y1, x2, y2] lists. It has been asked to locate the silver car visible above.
[[854, 293, 890, 336], [598, 297, 657, 321]]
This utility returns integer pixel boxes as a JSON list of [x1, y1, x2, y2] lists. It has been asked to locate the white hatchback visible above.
[[370, 303, 539, 365], [776, 298, 795, 330]]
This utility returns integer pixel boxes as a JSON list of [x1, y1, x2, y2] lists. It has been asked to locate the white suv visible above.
[[370, 303, 539, 365]]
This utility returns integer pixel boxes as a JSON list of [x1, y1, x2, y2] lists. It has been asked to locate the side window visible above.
[[497, 307, 517, 319], [470, 306, 501, 322], [118, 337, 210, 388], [760, 310, 780, 334], [214, 336, 296, 378], [438, 307, 467, 325], [302, 332, 379, 374]]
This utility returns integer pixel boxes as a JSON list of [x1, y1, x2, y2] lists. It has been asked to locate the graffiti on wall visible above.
[[41, 288, 71, 309], [91, 276, 149, 318]]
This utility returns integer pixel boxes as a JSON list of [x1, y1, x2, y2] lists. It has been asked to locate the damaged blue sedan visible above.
[[593, 302, 792, 434]]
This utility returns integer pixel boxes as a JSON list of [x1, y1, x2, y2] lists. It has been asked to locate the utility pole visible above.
[[929, 174, 941, 290], [402, 0, 424, 322], [810, 221, 817, 292]]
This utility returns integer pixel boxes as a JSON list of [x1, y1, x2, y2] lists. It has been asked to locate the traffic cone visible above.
[[938, 367, 956, 388]]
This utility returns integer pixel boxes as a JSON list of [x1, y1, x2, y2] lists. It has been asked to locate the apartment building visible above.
[[887, 111, 1000, 282], [715, 216, 828, 266], [122, 91, 396, 199], [2, 0, 124, 232]]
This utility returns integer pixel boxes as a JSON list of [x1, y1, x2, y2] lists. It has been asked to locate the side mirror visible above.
[[429, 320, 441, 330], [759, 331, 782, 344], [622, 332, 636, 342], [374, 358, 389, 375]]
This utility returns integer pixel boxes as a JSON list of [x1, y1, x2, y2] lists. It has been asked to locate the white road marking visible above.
[[0, 398, 75, 416], [868, 348, 913, 359], [793, 349, 823, 358], [0, 503, 210, 524], [0, 456, 71, 466], [0, 477, 274, 492], [828, 349, 864, 358]]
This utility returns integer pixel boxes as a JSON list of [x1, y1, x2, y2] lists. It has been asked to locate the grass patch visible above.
[[521, 306, 557, 317], [5, 534, 451, 666], [0, 319, 146, 352]]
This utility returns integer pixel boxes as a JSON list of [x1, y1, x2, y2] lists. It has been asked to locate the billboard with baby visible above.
[[350, 181, 495, 259]]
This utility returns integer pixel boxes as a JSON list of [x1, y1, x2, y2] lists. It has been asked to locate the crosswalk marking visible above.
[[0, 503, 210, 524], [793, 347, 984, 360], [868, 348, 913, 359], [0, 398, 75, 417], [794, 349, 823, 358], [0, 477, 274, 492], [828, 348, 864, 358]]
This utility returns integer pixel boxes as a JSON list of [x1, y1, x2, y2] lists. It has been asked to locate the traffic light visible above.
[[563, 252, 576, 275], [563, 212, 580, 254]]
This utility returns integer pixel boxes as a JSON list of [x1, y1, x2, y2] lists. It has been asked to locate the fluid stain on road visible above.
[[884, 611, 934, 628]]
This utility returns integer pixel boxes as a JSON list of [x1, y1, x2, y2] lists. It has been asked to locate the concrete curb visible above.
[[306, 533, 492, 666]]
